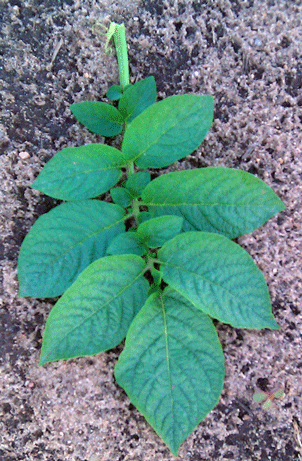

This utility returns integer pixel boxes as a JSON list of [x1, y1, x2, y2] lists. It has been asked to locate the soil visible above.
[[0, 0, 301, 460]]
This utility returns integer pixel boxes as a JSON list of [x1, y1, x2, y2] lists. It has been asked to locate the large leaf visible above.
[[39, 255, 149, 365], [121, 94, 214, 168], [158, 232, 279, 329], [141, 168, 285, 239], [118, 76, 157, 124], [70, 101, 124, 137], [18, 200, 126, 298], [31, 144, 129, 201], [115, 288, 225, 455], [137, 215, 183, 248]]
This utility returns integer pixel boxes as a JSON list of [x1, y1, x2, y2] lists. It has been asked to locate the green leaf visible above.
[[39, 255, 149, 365], [106, 84, 123, 101], [121, 94, 214, 168], [253, 392, 267, 403], [18, 200, 126, 298], [137, 211, 153, 224], [125, 171, 151, 198], [274, 389, 285, 399], [158, 232, 279, 329], [262, 399, 273, 410], [70, 101, 124, 137], [110, 187, 133, 207], [31, 144, 128, 201], [137, 215, 183, 248], [141, 168, 285, 239], [115, 288, 225, 455], [118, 76, 157, 124], [106, 232, 146, 256]]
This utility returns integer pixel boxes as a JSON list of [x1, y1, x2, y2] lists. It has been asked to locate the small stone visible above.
[[19, 151, 30, 159], [254, 38, 262, 47]]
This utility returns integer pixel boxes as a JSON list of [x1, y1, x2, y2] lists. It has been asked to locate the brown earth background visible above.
[[0, 0, 302, 460]]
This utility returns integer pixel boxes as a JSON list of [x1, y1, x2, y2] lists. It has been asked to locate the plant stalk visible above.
[[132, 198, 140, 220], [106, 22, 130, 91]]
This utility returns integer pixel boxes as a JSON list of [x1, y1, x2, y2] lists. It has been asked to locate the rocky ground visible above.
[[0, 0, 301, 460]]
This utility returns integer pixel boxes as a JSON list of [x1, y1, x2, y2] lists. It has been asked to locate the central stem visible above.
[[106, 22, 130, 91], [132, 198, 140, 222]]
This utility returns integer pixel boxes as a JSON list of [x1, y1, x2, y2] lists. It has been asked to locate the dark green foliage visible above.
[[18, 75, 284, 455], [70, 101, 124, 136], [106, 84, 124, 101], [118, 76, 156, 123]]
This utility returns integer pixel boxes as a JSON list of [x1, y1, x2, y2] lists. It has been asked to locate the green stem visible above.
[[127, 161, 135, 177], [106, 22, 129, 91], [132, 198, 140, 220], [115, 24, 130, 90]]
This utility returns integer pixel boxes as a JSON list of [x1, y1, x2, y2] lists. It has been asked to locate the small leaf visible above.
[[106, 84, 123, 101], [31, 144, 128, 201], [125, 172, 151, 198], [110, 187, 133, 207], [254, 388, 284, 410], [106, 232, 146, 256], [137, 215, 183, 248], [274, 389, 284, 399], [70, 101, 124, 137], [158, 232, 279, 329], [262, 399, 273, 410], [141, 168, 285, 239], [122, 94, 214, 168], [118, 76, 157, 123], [253, 392, 267, 403], [115, 288, 225, 456], [39, 255, 149, 365], [18, 200, 126, 298]]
